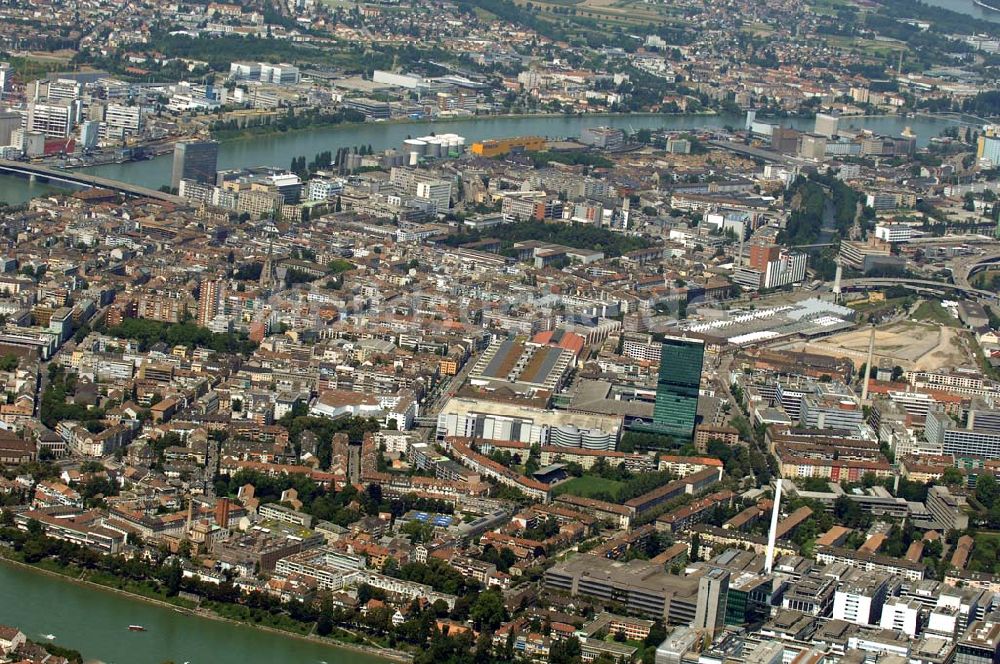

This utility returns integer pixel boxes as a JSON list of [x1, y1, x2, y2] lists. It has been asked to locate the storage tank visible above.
[[402, 138, 427, 156], [423, 137, 443, 158]]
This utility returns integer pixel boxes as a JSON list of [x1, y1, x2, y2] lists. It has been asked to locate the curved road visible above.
[[838, 277, 996, 300]]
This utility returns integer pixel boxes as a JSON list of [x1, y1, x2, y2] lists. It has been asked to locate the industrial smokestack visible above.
[[832, 260, 843, 303], [861, 324, 875, 402], [184, 495, 193, 539], [765, 478, 783, 574]]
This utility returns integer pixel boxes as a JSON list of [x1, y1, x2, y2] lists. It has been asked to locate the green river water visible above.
[[0, 112, 959, 205], [0, 561, 392, 664]]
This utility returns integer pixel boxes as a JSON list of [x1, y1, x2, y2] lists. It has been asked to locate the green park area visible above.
[[552, 475, 626, 501]]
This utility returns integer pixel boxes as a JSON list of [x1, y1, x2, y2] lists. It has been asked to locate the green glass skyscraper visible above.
[[650, 335, 704, 440]]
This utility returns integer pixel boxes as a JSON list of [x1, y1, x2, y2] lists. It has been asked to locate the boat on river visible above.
[[128, 625, 147, 632]]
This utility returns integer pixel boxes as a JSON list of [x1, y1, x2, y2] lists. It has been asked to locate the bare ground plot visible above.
[[777, 321, 977, 372]]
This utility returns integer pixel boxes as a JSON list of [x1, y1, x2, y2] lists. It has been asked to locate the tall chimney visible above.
[[737, 225, 746, 267], [861, 324, 875, 402], [832, 260, 843, 303], [184, 495, 193, 539], [765, 479, 783, 574]]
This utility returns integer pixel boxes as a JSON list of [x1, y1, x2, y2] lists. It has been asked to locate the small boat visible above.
[[41, 634, 55, 640], [127, 625, 147, 632]]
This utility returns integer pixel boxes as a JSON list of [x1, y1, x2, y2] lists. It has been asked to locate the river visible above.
[[0, 112, 959, 205], [0, 561, 391, 664], [922, 0, 1000, 23]]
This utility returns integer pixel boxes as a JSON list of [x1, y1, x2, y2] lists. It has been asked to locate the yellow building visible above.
[[470, 135, 546, 158]]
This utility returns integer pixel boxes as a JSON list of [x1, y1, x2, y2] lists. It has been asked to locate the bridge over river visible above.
[[0, 159, 186, 205]]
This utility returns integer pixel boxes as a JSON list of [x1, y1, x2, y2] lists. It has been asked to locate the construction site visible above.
[[777, 318, 977, 372]]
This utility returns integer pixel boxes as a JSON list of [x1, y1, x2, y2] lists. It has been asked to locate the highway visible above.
[[838, 277, 996, 300], [953, 250, 1000, 291], [706, 140, 788, 164], [0, 159, 186, 204]]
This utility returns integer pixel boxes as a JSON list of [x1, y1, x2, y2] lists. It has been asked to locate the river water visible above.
[[922, 0, 1000, 23], [0, 561, 390, 664], [0, 112, 959, 205]]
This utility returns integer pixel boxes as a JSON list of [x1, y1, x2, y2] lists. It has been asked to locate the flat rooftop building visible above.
[[544, 556, 702, 624]]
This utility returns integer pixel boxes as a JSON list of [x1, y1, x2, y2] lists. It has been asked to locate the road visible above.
[[422, 352, 478, 421], [832, 277, 996, 300]]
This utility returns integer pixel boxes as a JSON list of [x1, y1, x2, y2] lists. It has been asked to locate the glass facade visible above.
[[648, 336, 704, 441], [171, 140, 219, 190]]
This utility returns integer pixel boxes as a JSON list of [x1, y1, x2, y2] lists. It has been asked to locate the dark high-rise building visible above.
[[171, 140, 219, 191], [650, 335, 704, 441]]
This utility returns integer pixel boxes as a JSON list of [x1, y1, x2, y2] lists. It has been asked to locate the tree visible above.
[[469, 588, 507, 631], [316, 611, 333, 636], [163, 560, 182, 596], [977, 473, 1000, 509], [550, 636, 582, 664], [644, 621, 667, 647], [0, 354, 18, 371], [942, 466, 965, 488]]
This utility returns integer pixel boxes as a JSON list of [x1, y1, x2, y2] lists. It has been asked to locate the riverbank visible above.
[[209, 109, 722, 143], [0, 552, 411, 663], [71, 111, 957, 193]]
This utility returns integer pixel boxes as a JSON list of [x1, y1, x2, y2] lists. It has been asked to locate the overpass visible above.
[[0, 159, 186, 205], [706, 140, 787, 164], [839, 277, 996, 300], [915, 111, 993, 126], [956, 251, 1000, 288]]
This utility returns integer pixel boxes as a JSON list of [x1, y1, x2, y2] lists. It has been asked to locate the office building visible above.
[[42, 79, 83, 102], [957, 622, 1000, 664], [832, 570, 890, 626], [880, 597, 922, 637], [0, 62, 9, 100], [415, 179, 453, 213], [694, 568, 730, 637], [543, 557, 700, 624], [800, 134, 828, 160], [800, 383, 864, 430], [926, 409, 1000, 460], [171, 140, 219, 191], [763, 251, 807, 289], [259, 63, 300, 85], [103, 103, 143, 139], [581, 126, 625, 150], [978, 136, 1000, 168], [306, 178, 344, 201], [197, 279, 223, 327], [27, 100, 81, 138], [0, 111, 21, 145], [11, 129, 45, 157], [266, 173, 303, 203], [770, 127, 801, 154], [436, 396, 621, 447], [926, 485, 970, 531], [874, 223, 913, 243], [78, 121, 100, 151], [814, 112, 840, 138], [343, 98, 391, 120], [654, 626, 700, 664], [639, 336, 704, 441], [229, 62, 262, 80]]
